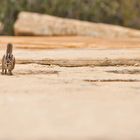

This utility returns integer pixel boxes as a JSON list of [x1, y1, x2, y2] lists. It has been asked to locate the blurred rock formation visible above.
[[14, 12, 140, 38]]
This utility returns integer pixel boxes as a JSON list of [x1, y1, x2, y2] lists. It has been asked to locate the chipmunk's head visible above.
[[7, 43, 13, 48], [6, 43, 13, 54]]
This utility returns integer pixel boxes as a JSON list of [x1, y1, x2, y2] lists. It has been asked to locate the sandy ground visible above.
[[0, 36, 140, 140]]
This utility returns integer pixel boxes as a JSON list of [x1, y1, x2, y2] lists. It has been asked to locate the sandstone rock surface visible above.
[[14, 12, 140, 38], [0, 36, 140, 140], [0, 64, 140, 140], [0, 36, 140, 67], [1, 48, 140, 67]]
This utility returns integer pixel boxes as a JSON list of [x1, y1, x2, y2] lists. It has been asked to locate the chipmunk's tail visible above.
[[6, 43, 13, 54]]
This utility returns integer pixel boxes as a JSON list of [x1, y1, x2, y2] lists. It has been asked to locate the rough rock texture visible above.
[[1, 48, 140, 67], [14, 12, 140, 38], [0, 64, 140, 140], [0, 36, 140, 49], [0, 36, 140, 140], [0, 36, 140, 67]]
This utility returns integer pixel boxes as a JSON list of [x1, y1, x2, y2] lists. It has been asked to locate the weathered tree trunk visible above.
[[0, 22, 3, 34]]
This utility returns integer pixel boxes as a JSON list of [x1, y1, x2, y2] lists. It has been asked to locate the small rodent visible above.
[[2, 43, 15, 75]]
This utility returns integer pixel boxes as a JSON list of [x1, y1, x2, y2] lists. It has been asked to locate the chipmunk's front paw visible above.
[[1, 71, 5, 75], [8, 71, 13, 76], [1, 72, 4, 75]]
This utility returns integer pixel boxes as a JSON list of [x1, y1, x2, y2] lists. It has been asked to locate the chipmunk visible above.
[[2, 43, 15, 75]]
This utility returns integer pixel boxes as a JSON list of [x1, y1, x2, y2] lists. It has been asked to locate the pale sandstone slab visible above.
[[0, 64, 140, 140], [0, 36, 140, 49], [14, 12, 140, 38], [0, 36, 140, 140], [0, 48, 140, 66]]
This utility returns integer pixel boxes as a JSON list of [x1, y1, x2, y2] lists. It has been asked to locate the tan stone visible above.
[[0, 36, 140, 67], [0, 64, 140, 140], [1, 48, 140, 67], [0, 36, 140, 139], [14, 12, 140, 38]]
